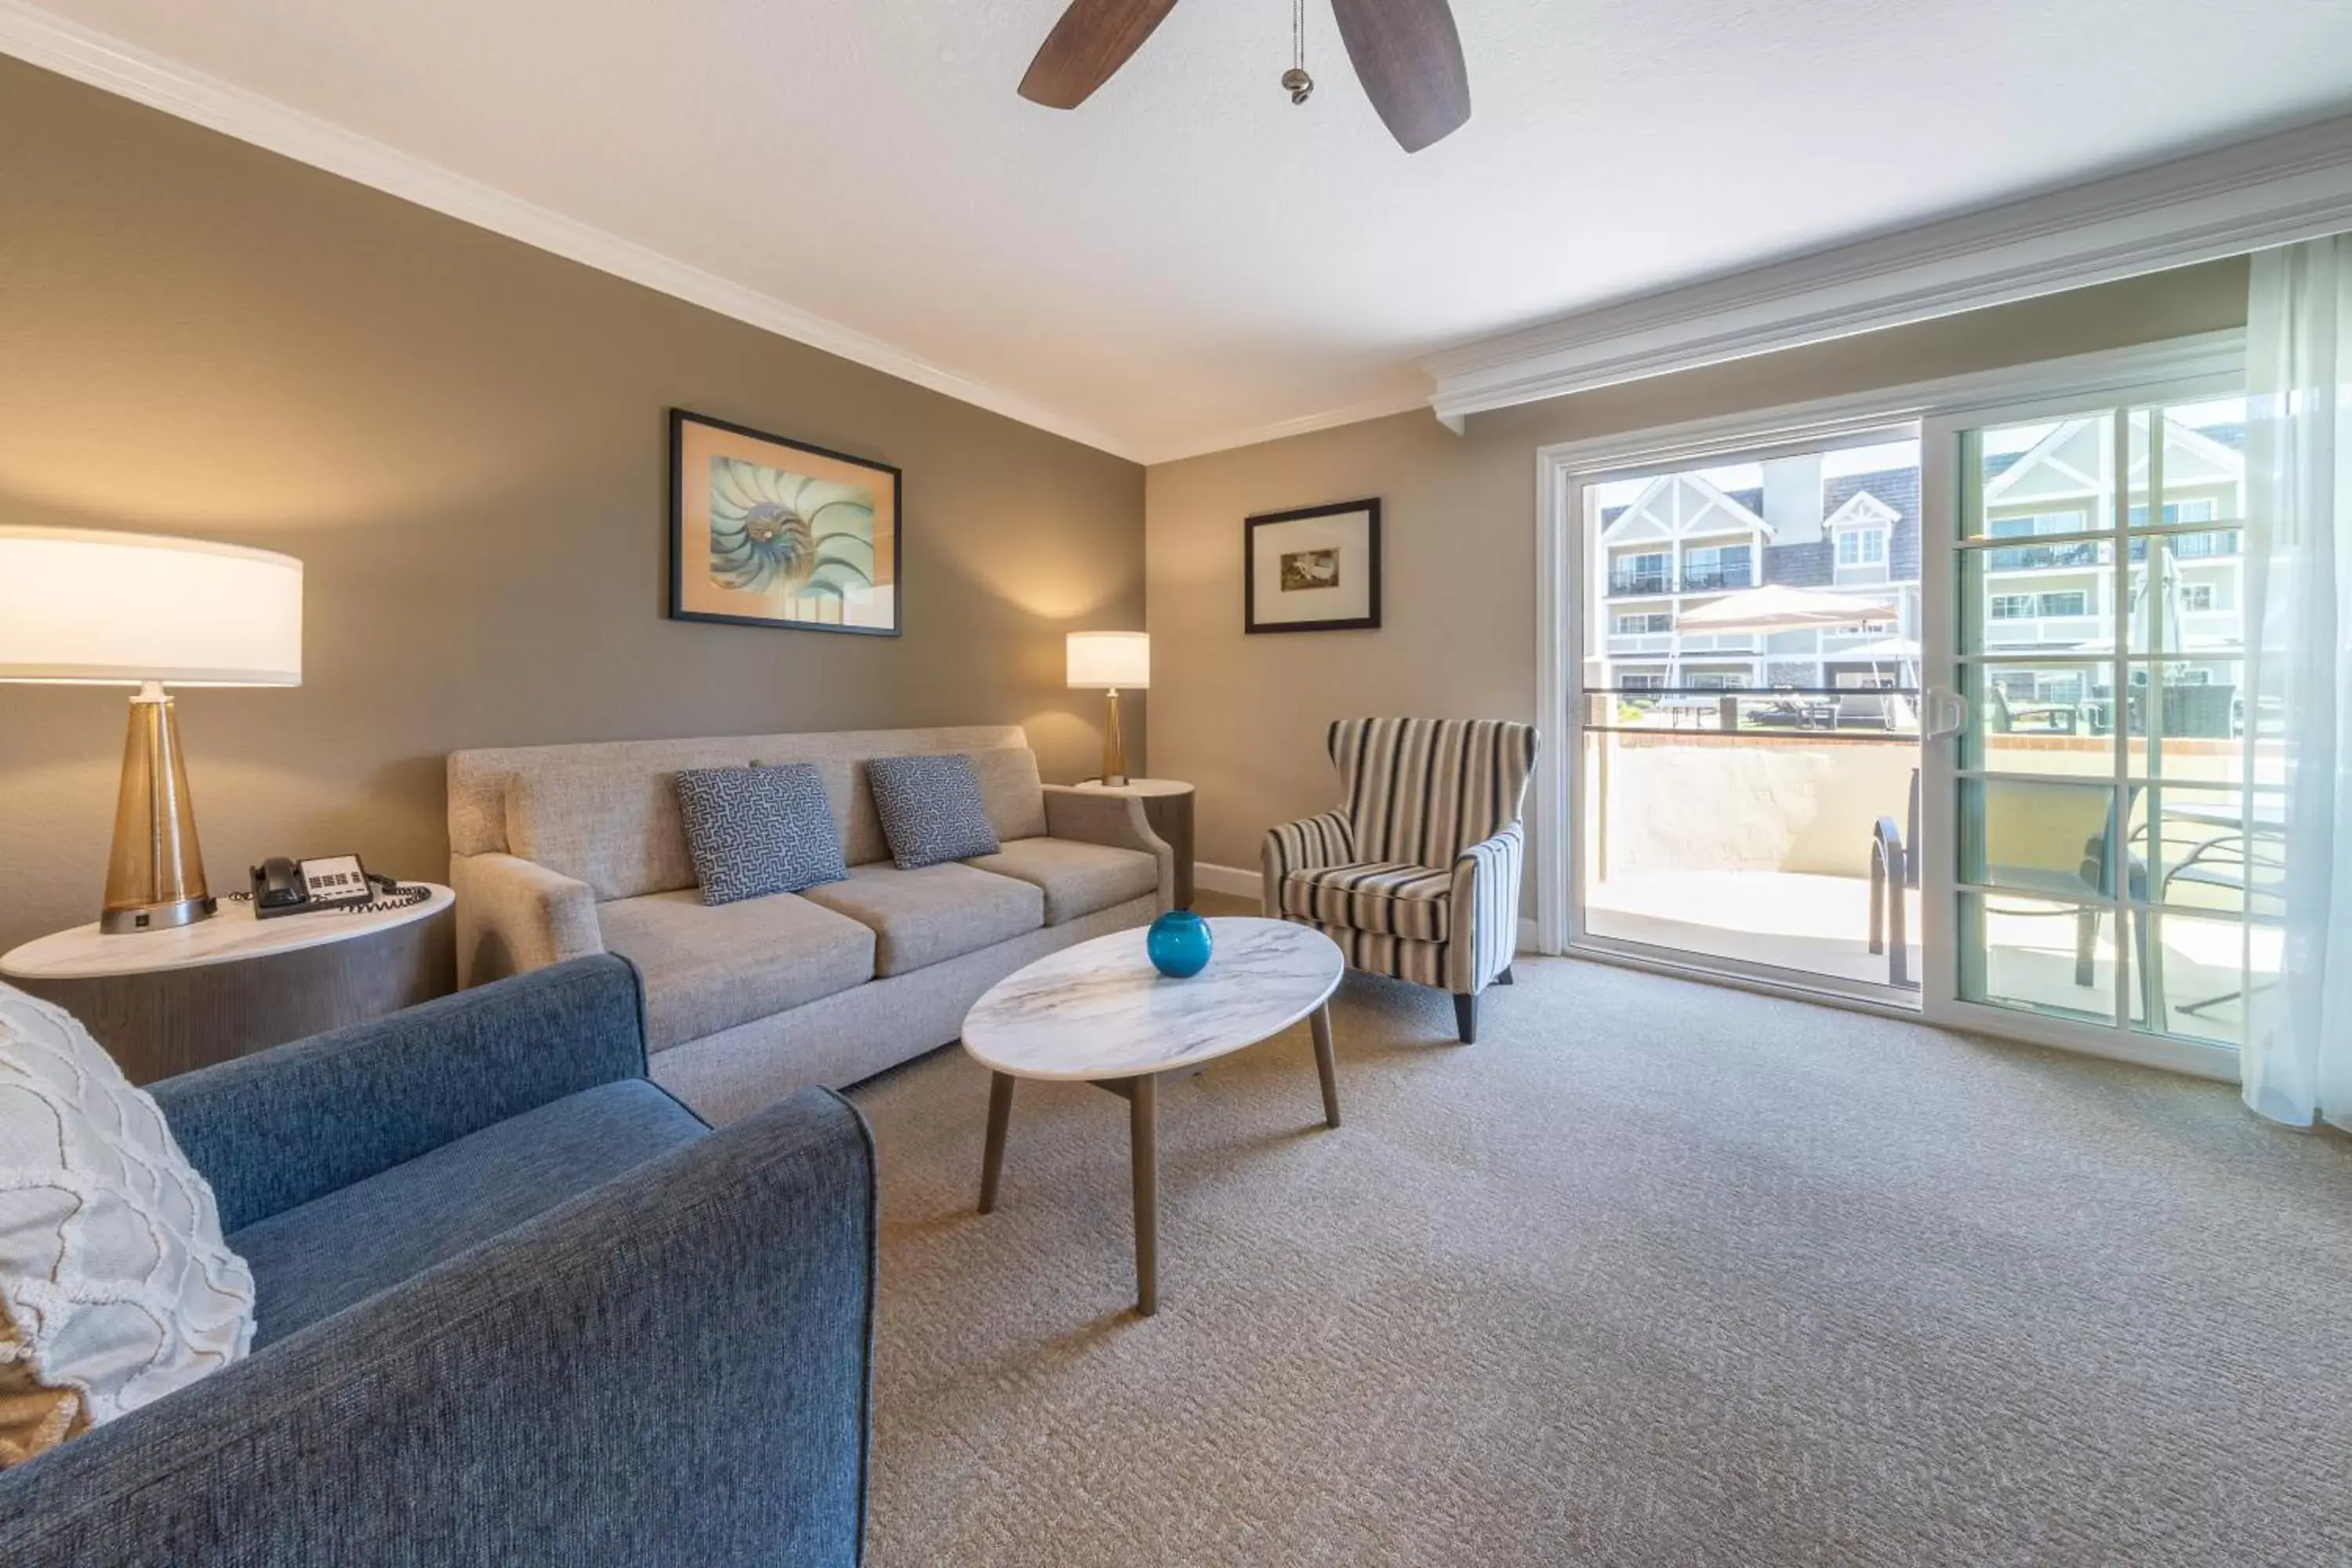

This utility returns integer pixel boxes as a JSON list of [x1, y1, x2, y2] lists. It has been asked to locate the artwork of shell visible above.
[[670, 410, 902, 635]]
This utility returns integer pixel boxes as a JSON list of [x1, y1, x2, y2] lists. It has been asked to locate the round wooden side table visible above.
[[1074, 778, 1195, 909], [1, 885, 456, 1085]]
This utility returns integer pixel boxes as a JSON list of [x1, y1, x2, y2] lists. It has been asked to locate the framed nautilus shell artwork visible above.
[[669, 409, 902, 635]]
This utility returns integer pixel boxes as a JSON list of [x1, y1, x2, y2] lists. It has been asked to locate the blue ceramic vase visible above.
[[1146, 909, 1214, 978]]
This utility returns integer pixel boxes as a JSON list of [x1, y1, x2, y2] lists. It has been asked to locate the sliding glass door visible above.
[[1921, 381, 2278, 1071], [1568, 430, 1926, 1004]]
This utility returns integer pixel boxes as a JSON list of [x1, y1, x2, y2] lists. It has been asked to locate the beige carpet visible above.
[[851, 934, 2352, 1566]]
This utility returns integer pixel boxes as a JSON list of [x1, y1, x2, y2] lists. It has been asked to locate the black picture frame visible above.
[[668, 408, 904, 637], [1244, 498, 1382, 634]]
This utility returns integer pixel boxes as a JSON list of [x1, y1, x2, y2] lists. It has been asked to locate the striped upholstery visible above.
[[1261, 810, 1354, 887], [1261, 718, 1537, 999], [1279, 862, 1452, 942], [1331, 718, 1536, 866], [1298, 921, 1449, 989]]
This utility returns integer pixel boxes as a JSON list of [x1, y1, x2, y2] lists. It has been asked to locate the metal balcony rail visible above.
[[1678, 563, 1755, 592]]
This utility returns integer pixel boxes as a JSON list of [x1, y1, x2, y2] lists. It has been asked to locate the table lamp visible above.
[[0, 527, 303, 933], [1065, 631, 1149, 787]]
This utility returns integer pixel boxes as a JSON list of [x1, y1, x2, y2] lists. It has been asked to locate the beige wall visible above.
[[0, 60, 1144, 953], [1145, 258, 2251, 887]]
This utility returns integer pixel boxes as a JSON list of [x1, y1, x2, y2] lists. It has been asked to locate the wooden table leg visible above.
[[1310, 1004, 1341, 1129], [978, 1071, 1015, 1214], [1130, 1072, 1159, 1316]]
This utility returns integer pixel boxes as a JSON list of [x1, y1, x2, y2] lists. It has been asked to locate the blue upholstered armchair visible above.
[[0, 956, 875, 1566], [1262, 717, 1539, 1044]]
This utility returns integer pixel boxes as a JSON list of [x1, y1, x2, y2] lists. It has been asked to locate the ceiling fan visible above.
[[1018, 0, 1472, 154]]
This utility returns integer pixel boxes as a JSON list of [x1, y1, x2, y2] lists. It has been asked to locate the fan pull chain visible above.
[[1282, 0, 1314, 104]]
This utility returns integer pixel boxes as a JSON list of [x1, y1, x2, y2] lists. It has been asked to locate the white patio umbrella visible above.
[[1671, 583, 1900, 633]]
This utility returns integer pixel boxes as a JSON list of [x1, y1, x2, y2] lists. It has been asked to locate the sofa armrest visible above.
[[0, 1087, 875, 1567], [1042, 786, 1175, 912], [1260, 811, 1356, 916], [451, 851, 602, 988], [1446, 823, 1526, 995], [149, 956, 651, 1232]]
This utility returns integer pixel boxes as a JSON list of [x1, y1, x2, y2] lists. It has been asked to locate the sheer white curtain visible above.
[[2242, 236, 2352, 1129]]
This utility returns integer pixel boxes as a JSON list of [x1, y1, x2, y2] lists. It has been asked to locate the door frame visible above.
[[1533, 329, 2245, 1074]]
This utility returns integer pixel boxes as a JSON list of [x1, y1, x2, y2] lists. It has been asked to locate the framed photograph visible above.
[[670, 408, 902, 636], [1245, 499, 1381, 633]]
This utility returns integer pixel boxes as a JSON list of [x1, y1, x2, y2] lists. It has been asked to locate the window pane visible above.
[[1959, 891, 2122, 1025], [2123, 659, 2244, 778], [2129, 534, 2245, 657], [2137, 909, 2281, 1049], [1967, 413, 2114, 539], [1961, 539, 2114, 655], [1960, 662, 2113, 774], [1960, 779, 2118, 899], [2129, 782, 2278, 902]]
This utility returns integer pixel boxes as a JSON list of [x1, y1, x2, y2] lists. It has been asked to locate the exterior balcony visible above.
[[1606, 568, 1675, 597], [1984, 540, 2105, 572], [1603, 631, 1760, 656], [1679, 562, 1755, 592]]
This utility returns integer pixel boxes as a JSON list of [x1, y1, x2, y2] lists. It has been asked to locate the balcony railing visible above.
[[2129, 532, 2241, 561], [1607, 564, 1760, 595], [1679, 563, 1755, 592], [1985, 540, 2104, 571]]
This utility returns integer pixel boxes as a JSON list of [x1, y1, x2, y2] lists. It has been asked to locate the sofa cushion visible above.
[[799, 863, 1043, 977], [866, 754, 1001, 869], [0, 985, 255, 1465], [507, 761, 699, 902], [1281, 862, 1453, 943], [971, 746, 1049, 845], [598, 891, 875, 1051], [964, 838, 1159, 925], [230, 1080, 706, 1348], [673, 764, 848, 906]]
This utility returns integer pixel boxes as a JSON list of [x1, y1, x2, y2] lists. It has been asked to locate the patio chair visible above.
[[1981, 786, 2158, 1029], [1991, 686, 2078, 735], [1262, 717, 1538, 1044], [1867, 768, 1922, 988]]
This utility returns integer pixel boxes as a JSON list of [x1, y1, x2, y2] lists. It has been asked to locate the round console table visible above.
[[1073, 777, 1195, 909], [2, 884, 456, 1085]]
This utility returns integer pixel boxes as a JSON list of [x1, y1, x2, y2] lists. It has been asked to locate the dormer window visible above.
[[1824, 489, 1900, 583], [1835, 527, 1887, 568]]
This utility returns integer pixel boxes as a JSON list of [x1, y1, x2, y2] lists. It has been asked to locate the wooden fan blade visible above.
[[1330, 0, 1472, 153], [1018, 0, 1182, 110]]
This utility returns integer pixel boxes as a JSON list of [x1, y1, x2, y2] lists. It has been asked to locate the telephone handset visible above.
[[247, 854, 426, 919]]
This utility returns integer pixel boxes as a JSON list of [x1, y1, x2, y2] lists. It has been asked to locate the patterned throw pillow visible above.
[[867, 753, 1003, 869], [673, 764, 848, 906], [0, 983, 256, 1467]]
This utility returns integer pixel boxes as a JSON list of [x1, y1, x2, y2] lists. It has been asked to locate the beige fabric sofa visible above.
[[447, 726, 1172, 1122]]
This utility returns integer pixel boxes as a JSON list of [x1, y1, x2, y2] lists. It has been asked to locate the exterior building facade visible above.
[[1592, 416, 2245, 711]]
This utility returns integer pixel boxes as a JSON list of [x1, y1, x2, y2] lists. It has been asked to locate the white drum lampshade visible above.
[[1065, 630, 1149, 693], [0, 527, 304, 933], [1066, 631, 1148, 786]]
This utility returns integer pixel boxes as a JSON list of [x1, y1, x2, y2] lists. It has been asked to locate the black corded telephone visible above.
[[248, 855, 426, 919]]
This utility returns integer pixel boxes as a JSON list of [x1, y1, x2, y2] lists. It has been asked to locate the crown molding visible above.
[[1136, 388, 1432, 466], [0, 0, 1147, 463], [1425, 112, 2352, 425], [1533, 328, 2246, 476]]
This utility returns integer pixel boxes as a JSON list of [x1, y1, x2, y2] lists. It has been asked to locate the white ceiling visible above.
[[14, 0, 2352, 462]]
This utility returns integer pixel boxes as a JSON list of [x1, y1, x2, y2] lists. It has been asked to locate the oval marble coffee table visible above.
[[962, 917, 1345, 1316]]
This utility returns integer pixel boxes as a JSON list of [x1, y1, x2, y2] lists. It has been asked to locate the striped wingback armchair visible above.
[[1261, 717, 1538, 1043]]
